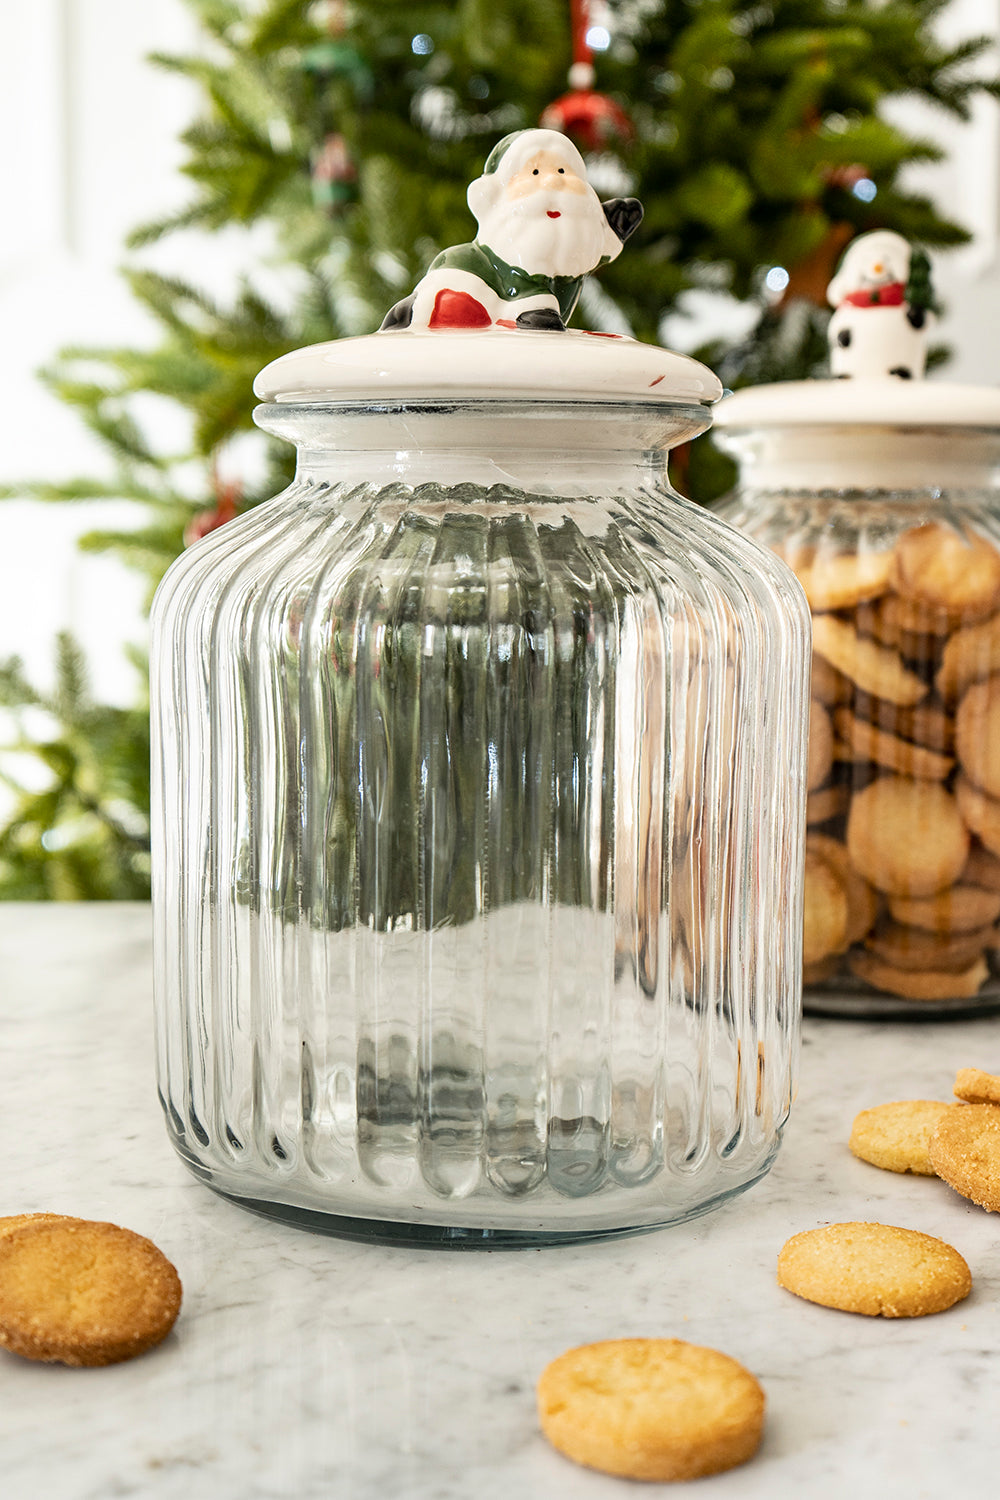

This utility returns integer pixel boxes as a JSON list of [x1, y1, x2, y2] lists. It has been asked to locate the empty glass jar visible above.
[[716, 379, 1000, 1018], [151, 330, 810, 1242]]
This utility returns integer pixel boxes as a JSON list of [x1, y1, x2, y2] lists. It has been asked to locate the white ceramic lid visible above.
[[253, 327, 722, 407], [713, 378, 1000, 431]]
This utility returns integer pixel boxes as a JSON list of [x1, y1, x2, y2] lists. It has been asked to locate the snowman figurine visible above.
[[827, 230, 937, 380], [380, 127, 642, 333]]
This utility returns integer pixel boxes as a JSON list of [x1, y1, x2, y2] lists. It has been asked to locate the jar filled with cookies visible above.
[[715, 231, 1000, 1017]]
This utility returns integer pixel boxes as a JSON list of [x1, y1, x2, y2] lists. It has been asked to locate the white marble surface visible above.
[[3, 902, 1000, 1500]]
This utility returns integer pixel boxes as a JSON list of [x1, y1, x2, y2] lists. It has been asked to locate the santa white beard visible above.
[[478, 188, 622, 278]]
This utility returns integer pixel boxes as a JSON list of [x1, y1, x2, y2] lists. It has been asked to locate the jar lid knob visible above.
[[379, 127, 643, 334], [827, 230, 938, 381]]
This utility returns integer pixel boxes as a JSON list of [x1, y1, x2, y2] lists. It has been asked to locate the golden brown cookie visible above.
[[961, 843, 1000, 893], [0, 1214, 63, 1238], [846, 778, 969, 898], [0, 1217, 182, 1366], [936, 614, 1000, 701], [955, 775, 1000, 860], [807, 835, 878, 945], [832, 707, 953, 781], [808, 700, 835, 791], [929, 1104, 1000, 1212], [812, 615, 928, 707], [849, 1100, 957, 1176], [878, 593, 961, 639], [953, 1068, 1000, 1106], [864, 921, 995, 973], [776, 1222, 971, 1317], [811, 653, 852, 707], [536, 1338, 765, 1482], [852, 696, 954, 755], [955, 676, 1000, 799], [803, 849, 849, 964], [892, 523, 1000, 618], [888, 885, 1000, 934], [807, 784, 850, 827], [802, 955, 839, 986], [795, 550, 894, 611], [849, 949, 988, 1001]]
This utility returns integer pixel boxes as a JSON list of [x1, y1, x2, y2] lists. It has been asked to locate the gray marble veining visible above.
[[2, 902, 999, 1499]]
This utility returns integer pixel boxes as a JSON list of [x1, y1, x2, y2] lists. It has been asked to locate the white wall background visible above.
[[0, 0, 998, 719]]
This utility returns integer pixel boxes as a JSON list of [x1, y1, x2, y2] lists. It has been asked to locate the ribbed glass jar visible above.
[[717, 418, 1000, 1018], [151, 400, 809, 1243]]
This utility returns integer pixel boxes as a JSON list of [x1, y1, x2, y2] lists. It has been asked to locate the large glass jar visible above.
[[150, 331, 809, 1243], [716, 380, 1000, 1019]]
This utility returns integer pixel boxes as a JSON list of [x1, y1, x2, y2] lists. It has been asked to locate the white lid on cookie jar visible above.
[[713, 379, 1000, 491], [715, 230, 1000, 491], [254, 327, 721, 411]]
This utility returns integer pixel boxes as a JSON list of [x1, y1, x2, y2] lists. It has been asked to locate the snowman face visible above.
[[828, 231, 912, 306]]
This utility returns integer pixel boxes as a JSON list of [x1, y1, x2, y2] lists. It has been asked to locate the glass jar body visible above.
[[719, 426, 1000, 1018], [151, 402, 809, 1242]]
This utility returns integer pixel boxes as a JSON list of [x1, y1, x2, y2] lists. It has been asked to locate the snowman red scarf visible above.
[[841, 282, 905, 308]]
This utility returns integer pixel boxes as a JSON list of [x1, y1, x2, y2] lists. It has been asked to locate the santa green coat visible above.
[[428, 239, 608, 324]]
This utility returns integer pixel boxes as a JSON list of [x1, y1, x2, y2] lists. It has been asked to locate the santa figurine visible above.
[[826, 229, 937, 380], [380, 127, 643, 333]]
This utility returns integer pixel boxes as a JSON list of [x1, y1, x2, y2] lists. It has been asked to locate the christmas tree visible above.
[[1, 0, 996, 899]]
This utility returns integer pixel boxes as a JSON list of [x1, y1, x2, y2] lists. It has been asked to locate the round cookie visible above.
[[929, 1104, 1000, 1212], [812, 615, 927, 707], [954, 1068, 1000, 1106], [803, 849, 849, 964], [808, 700, 835, 791], [832, 707, 953, 781], [807, 784, 850, 827], [955, 775, 1000, 860], [536, 1338, 765, 1482], [891, 522, 1000, 617], [846, 777, 969, 898], [850, 949, 988, 1001], [853, 696, 954, 755], [936, 613, 1000, 702], [849, 1100, 957, 1176], [811, 653, 852, 707], [777, 1222, 971, 1317], [807, 834, 877, 945], [864, 920, 995, 973], [888, 886, 1000, 934], [956, 676, 1000, 799], [795, 550, 893, 611], [0, 1214, 63, 1238], [0, 1217, 182, 1366], [961, 843, 1000, 893]]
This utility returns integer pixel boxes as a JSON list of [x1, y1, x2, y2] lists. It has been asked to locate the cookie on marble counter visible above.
[[777, 1222, 971, 1317], [0, 1216, 182, 1366], [848, 1100, 956, 1175], [537, 1337, 765, 1482], [954, 1068, 1000, 1106], [929, 1104, 1000, 1213]]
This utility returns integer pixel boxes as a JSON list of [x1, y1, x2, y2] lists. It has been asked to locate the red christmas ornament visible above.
[[184, 473, 241, 547], [540, 1, 632, 151]]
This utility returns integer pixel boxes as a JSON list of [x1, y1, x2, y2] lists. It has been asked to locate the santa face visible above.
[[474, 148, 622, 278]]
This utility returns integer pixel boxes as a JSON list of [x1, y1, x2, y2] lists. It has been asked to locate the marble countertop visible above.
[[3, 902, 999, 1500]]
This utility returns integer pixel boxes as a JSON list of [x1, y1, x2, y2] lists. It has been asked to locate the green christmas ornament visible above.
[[301, 38, 374, 101]]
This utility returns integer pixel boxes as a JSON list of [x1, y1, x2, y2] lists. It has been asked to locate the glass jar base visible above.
[[174, 1144, 780, 1249], [805, 989, 1000, 1021]]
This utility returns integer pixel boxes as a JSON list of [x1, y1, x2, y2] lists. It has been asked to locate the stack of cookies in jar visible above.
[[714, 231, 1000, 1014]]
